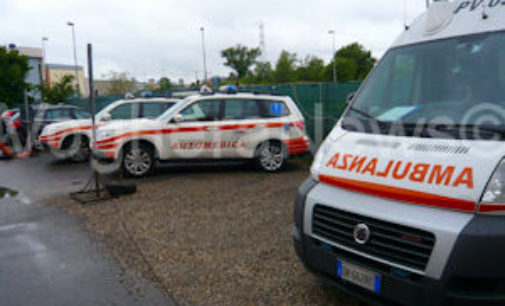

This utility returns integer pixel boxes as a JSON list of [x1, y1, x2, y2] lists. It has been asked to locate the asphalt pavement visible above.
[[0, 153, 174, 305]]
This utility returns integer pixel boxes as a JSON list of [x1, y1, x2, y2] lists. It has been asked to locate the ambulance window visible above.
[[259, 100, 290, 118], [109, 103, 140, 120], [141, 102, 174, 119], [387, 55, 416, 106], [224, 99, 261, 120], [45, 108, 72, 120], [180, 100, 221, 122], [73, 109, 91, 119]]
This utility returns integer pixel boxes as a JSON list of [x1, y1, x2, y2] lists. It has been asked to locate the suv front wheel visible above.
[[121, 143, 155, 177], [255, 141, 286, 172]]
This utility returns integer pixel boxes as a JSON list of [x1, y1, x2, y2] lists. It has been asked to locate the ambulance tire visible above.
[[63, 135, 91, 163], [255, 140, 286, 172], [121, 142, 155, 178]]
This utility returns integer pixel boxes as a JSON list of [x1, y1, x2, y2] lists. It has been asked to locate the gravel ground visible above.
[[47, 161, 359, 306]]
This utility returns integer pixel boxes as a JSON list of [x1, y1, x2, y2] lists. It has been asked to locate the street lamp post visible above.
[[328, 30, 337, 83], [200, 27, 208, 84], [41, 37, 48, 88], [41, 37, 48, 59], [67, 21, 81, 98]]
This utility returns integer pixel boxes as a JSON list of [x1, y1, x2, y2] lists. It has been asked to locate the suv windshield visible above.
[[343, 31, 505, 139]]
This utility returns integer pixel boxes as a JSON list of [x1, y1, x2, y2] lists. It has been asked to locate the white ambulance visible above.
[[39, 98, 177, 162], [294, 1, 505, 305], [93, 93, 310, 176]]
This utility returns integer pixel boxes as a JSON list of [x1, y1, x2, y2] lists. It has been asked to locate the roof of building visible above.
[[17, 47, 43, 59], [46, 63, 84, 71]]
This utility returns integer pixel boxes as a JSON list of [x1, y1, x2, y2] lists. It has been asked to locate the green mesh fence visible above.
[[240, 82, 361, 141], [63, 82, 361, 142]]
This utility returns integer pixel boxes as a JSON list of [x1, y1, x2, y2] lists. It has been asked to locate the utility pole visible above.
[[41, 37, 48, 88], [328, 30, 337, 83], [200, 27, 208, 84], [67, 21, 81, 98]]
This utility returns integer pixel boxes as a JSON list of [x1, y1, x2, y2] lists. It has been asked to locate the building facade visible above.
[[45, 63, 88, 97]]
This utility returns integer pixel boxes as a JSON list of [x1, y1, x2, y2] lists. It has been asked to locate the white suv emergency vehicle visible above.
[[39, 98, 177, 162], [294, 1, 505, 305], [93, 93, 309, 176]]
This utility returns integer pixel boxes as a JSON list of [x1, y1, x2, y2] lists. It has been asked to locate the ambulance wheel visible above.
[[255, 141, 286, 172], [121, 142, 155, 177], [63, 135, 90, 163]]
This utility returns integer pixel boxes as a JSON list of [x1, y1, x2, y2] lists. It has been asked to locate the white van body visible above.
[[294, 1, 505, 305], [93, 93, 309, 176]]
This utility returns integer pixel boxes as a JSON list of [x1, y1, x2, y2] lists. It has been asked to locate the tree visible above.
[[253, 61, 273, 83], [158, 77, 172, 91], [274, 51, 297, 83], [296, 55, 325, 82], [221, 44, 261, 79], [105, 71, 136, 95], [37, 74, 75, 103], [333, 42, 377, 81], [324, 57, 358, 82], [0, 47, 30, 105]]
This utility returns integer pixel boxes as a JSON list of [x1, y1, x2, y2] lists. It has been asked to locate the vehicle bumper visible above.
[[92, 149, 116, 163], [293, 179, 505, 306]]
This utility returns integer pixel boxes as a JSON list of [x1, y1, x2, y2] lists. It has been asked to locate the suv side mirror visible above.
[[170, 113, 183, 124], [101, 113, 112, 121], [346, 92, 355, 105]]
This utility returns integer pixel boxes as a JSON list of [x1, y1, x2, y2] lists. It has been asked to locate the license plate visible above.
[[337, 260, 381, 293]]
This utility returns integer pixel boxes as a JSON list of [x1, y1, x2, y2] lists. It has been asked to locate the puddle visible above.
[[0, 187, 19, 199]]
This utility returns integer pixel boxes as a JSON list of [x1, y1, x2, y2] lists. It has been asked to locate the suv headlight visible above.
[[480, 159, 505, 214]]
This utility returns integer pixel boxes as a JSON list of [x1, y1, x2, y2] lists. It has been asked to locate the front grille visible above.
[[312, 204, 436, 271]]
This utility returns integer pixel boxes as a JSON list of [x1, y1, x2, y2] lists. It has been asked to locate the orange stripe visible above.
[[218, 124, 257, 130], [41, 125, 92, 139], [319, 174, 476, 212], [96, 143, 118, 150], [96, 126, 210, 144], [478, 204, 505, 213], [97, 122, 295, 145]]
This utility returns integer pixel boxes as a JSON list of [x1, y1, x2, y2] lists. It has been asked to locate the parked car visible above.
[[293, 2, 505, 306], [39, 98, 178, 162], [93, 93, 310, 177]]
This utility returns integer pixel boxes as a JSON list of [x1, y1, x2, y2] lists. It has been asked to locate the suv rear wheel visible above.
[[121, 142, 155, 177], [255, 141, 286, 172]]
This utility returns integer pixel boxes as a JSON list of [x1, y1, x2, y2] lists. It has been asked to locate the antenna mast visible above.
[[259, 22, 266, 61]]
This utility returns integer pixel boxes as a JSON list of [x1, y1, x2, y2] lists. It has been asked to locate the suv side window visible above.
[[259, 100, 290, 118], [224, 99, 261, 120], [180, 100, 221, 122], [109, 103, 140, 120], [73, 109, 91, 119], [45, 108, 72, 120], [141, 102, 174, 119]]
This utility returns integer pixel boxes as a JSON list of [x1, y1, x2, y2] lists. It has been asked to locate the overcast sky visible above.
[[0, 0, 427, 83]]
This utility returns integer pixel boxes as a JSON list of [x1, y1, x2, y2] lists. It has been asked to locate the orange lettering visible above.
[[428, 165, 455, 186], [349, 156, 367, 173], [409, 163, 430, 183], [337, 154, 353, 170], [377, 160, 394, 178], [453, 168, 474, 189], [326, 153, 340, 168], [392, 161, 412, 180], [361, 158, 378, 175]]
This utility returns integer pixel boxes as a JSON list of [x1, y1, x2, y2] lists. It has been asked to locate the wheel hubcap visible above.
[[125, 148, 151, 175], [260, 145, 283, 171]]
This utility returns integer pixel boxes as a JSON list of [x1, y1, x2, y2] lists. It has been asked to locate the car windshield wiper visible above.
[[347, 107, 389, 126]]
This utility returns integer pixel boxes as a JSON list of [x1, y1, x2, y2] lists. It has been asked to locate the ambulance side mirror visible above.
[[346, 92, 355, 105], [101, 113, 112, 122], [170, 113, 183, 124]]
